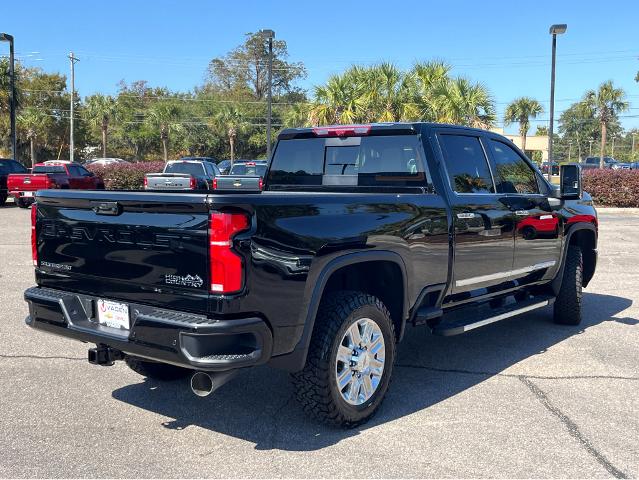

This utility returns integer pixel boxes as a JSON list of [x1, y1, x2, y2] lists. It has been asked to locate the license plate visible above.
[[97, 299, 130, 330], [23, 191, 34, 197]]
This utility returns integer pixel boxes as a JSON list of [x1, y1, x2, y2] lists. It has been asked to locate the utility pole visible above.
[[0, 33, 16, 161], [69, 52, 79, 161], [611, 135, 616, 158], [568, 140, 572, 162], [632, 134, 636, 156], [589, 139, 593, 157]]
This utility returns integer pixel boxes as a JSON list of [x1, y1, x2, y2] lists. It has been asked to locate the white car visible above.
[[43, 160, 73, 165], [85, 158, 129, 167]]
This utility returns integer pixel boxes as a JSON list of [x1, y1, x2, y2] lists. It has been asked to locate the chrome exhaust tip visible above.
[[190, 370, 239, 397], [190, 371, 214, 397]]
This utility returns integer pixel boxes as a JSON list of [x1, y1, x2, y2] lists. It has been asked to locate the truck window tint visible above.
[[32, 166, 66, 174], [230, 164, 268, 176], [488, 140, 539, 194], [165, 162, 204, 176], [9, 161, 27, 173], [438, 134, 494, 194], [269, 135, 426, 187]]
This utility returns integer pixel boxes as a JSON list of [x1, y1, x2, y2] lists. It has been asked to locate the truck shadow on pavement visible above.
[[112, 292, 635, 451]]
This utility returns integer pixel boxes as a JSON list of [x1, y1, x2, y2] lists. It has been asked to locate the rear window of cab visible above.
[[32, 166, 67, 174], [267, 135, 427, 188]]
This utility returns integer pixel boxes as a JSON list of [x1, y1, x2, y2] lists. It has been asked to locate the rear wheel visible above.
[[292, 291, 396, 427], [124, 356, 191, 381], [16, 198, 30, 208], [553, 245, 583, 325], [0, 194, 6, 206]]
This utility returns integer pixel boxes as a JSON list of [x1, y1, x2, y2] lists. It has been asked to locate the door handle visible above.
[[515, 210, 529, 216], [457, 212, 476, 219]]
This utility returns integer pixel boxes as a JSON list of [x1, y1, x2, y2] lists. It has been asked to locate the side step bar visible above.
[[432, 296, 555, 336]]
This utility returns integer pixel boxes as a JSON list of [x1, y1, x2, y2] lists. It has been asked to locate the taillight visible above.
[[190, 176, 197, 190], [31, 204, 38, 266], [212, 177, 218, 190], [312, 125, 371, 137], [258, 177, 264, 190], [143, 176, 148, 189], [209, 212, 249, 294]]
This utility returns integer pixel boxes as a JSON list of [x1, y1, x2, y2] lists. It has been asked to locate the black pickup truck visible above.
[[24, 123, 597, 426]]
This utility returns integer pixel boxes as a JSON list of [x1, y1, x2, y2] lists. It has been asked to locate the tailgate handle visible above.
[[91, 201, 121, 216]]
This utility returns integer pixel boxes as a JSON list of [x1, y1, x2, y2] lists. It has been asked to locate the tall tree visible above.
[[17, 107, 47, 166], [206, 32, 306, 100], [146, 100, 182, 161], [504, 97, 544, 152], [84, 94, 117, 157], [583, 81, 629, 168], [214, 105, 246, 162], [435, 77, 495, 128]]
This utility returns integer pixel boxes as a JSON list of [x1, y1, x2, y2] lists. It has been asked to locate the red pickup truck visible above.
[[7, 162, 104, 208]]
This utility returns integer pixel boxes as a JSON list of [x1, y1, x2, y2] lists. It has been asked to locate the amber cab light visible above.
[[209, 212, 249, 293]]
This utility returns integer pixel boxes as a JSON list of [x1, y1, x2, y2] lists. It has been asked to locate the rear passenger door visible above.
[[485, 137, 561, 283], [436, 131, 514, 294]]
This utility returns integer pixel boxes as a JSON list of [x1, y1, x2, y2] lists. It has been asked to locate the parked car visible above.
[[180, 156, 218, 163], [85, 158, 129, 167], [228, 160, 268, 177], [580, 156, 617, 169], [611, 162, 631, 170], [540, 161, 559, 175], [217, 160, 232, 175], [7, 162, 104, 208], [0, 158, 28, 205], [24, 122, 597, 427], [144, 159, 220, 191], [42, 160, 73, 165]]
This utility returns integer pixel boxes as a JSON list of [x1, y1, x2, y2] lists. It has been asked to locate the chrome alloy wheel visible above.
[[335, 317, 386, 405]]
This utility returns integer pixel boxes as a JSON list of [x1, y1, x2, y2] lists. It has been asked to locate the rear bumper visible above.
[[24, 286, 273, 371], [9, 191, 36, 199]]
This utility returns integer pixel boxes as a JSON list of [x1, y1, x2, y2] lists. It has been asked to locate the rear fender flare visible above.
[[284, 251, 409, 371]]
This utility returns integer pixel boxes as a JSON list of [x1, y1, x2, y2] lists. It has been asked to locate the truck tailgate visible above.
[[34, 190, 210, 312], [145, 173, 193, 190], [8, 173, 50, 191]]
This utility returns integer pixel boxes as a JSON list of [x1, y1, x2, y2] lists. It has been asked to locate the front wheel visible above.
[[553, 245, 583, 325], [292, 291, 396, 427]]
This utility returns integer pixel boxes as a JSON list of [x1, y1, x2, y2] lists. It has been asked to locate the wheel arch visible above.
[[271, 251, 409, 372], [552, 223, 597, 294]]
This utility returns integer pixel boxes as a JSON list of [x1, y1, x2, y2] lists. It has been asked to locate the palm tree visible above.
[[412, 60, 451, 120], [84, 94, 117, 158], [147, 101, 182, 161], [504, 97, 544, 152], [435, 77, 495, 128], [583, 81, 629, 168], [214, 105, 246, 163], [361, 63, 419, 122], [18, 108, 47, 167], [309, 72, 363, 125]]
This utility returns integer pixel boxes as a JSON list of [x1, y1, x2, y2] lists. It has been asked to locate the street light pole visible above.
[[568, 140, 572, 162], [589, 139, 593, 157], [68, 52, 79, 162], [547, 24, 567, 181], [259, 29, 275, 160], [0, 33, 16, 161]]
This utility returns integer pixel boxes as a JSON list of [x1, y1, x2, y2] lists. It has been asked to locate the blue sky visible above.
[[4, 0, 639, 132]]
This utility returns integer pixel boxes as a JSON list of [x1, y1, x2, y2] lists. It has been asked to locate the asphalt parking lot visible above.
[[0, 200, 637, 478]]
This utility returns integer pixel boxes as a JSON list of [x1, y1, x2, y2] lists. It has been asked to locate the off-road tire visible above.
[[553, 245, 583, 325], [16, 198, 30, 208], [292, 291, 396, 427], [0, 194, 7, 206], [125, 356, 191, 381]]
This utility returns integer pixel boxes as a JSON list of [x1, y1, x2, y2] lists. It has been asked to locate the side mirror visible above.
[[559, 164, 582, 199]]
